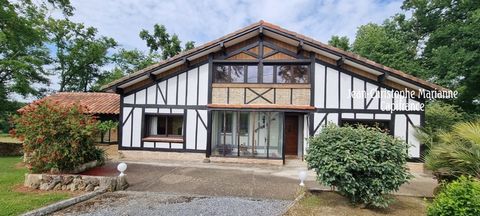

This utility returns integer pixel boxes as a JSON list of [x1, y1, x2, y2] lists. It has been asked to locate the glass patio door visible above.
[[211, 111, 283, 159]]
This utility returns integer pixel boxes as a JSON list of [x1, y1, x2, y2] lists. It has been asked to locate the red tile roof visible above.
[[18, 92, 119, 115]]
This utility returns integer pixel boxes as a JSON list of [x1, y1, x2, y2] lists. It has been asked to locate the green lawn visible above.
[[0, 157, 71, 216]]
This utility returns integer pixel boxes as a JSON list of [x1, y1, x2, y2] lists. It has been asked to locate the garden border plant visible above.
[[427, 176, 480, 216], [10, 100, 105, 173], [306, 124, 411, 208]]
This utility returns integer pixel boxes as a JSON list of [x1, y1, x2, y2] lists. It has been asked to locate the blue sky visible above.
[[18, 0, 405, 102]]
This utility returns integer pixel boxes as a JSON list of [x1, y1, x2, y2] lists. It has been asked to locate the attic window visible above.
[[214, 64, 309, 84]]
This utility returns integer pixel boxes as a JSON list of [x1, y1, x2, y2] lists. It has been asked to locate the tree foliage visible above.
[[331, 1, 479, 114], [47, 18, 117, 92], [402, 0, 480, 113], [91, 48, 155, 91], [306, 124, 411, 208], [328, 35, 350, 51], [139, 24, 195, 60], [352, 16, 423, 77], [0, 0, 51, 100], [416, 101, 465, 148]]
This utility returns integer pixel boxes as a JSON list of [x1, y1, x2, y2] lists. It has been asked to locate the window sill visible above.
[[142, 136, 183, 143]]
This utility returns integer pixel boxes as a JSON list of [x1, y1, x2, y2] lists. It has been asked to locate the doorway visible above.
[[284, 114, 298, 156]]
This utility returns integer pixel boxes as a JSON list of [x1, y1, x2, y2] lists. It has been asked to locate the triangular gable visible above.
[[102, 20, 447, 94]]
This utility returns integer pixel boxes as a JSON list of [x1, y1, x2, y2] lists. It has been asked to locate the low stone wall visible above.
[[0, 142, 23, 156], [24, 174, 128, 192]]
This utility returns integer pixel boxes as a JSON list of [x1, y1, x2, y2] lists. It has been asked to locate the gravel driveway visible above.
[[52, 191, 291, 216]]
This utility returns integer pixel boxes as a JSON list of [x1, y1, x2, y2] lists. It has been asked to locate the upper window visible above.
[[214, 64, 309, 84], [144, 115, 184, 137], [263, 66, 274, 83], [214, 65, 245, 83], [276, 65, 309, 83]]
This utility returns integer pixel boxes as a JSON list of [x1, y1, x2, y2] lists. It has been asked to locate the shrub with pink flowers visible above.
[[10, 100, 105, 173]]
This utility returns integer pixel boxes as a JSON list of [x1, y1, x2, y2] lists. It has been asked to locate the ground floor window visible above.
[[144, 114, 184, 138], [211, 111, 284, 159], [340, 119, 391, 134]]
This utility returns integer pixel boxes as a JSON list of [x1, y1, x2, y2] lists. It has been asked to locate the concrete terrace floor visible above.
[[82, 158, 437, 198], [82, 161, 301, 200], [95, 145, 438, 198]]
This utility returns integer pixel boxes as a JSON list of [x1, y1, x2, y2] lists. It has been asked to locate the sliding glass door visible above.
[[211, 111, 284, 159]]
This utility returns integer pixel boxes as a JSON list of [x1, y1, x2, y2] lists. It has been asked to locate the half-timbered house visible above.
[[103, 21, 446, 163]]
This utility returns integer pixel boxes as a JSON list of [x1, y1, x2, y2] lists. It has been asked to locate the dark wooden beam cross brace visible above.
[[336, 56, 345, 67], [246, 88, 273, 104]]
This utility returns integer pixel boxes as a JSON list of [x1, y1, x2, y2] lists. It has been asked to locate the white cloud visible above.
[[68, 0, 403, 50]]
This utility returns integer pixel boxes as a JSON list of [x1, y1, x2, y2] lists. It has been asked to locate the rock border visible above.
[[25, 174, 128, 192], [21, 187, 108, 216]]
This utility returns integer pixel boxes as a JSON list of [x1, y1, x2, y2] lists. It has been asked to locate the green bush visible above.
[[97, 120, 118, 134], [306, 124, 411, 208], [416, 101, 465, 149], [427, 176, 480, 216], [10, 100, 105, 173]]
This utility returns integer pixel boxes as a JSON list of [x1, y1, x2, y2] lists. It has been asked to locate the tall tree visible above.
[[352, 17, 423, 77], [0, 0, 50, 99], [0, 0, 76, 101], [1, 0, 75, 132], [402, 0, 480, 113], [111, 48, 156, 74], [92, 48, 155, 91], [139, 24, 195, 60], [328, 35, 351, 51], [47, 18, 117, 92]]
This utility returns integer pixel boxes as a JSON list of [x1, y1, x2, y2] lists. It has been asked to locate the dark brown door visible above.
[[285, 115, 298, 155]]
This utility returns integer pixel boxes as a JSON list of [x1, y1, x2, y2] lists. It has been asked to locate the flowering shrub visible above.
[[10, 100, 105, 173], [306, 124, 411, 208]]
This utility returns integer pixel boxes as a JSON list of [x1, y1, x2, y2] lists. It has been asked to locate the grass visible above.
[[0, 133, 20, 143], [285, 191, 428, 216], [0, 157, 71, 216]]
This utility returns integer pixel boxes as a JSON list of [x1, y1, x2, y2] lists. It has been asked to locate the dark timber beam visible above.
[[377, 73, 389, 83], [297, 40, 304, 55], [149, 72, 156, 81], [219, 42, 226, 56], [113, 86, 123, 94], [183, 57, 190, 67], [336, 56, 345, 67]]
